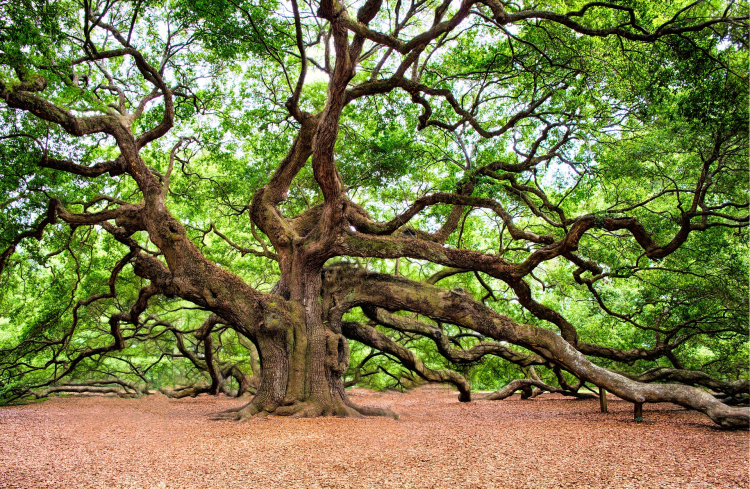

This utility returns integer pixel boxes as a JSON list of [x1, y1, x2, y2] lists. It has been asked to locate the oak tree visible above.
[[0, 0, 748, 427]]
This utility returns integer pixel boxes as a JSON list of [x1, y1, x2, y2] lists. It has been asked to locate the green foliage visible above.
[[0, 0, 746, 403]]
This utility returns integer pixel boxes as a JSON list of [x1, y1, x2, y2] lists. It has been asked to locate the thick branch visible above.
[[324, 266, 749, 428], [341, 320, 471, 401], [482, 378, 596, 401], [363, 306, 545, 367]]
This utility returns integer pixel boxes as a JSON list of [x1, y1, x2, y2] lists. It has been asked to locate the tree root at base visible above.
[[209, 396, 398, 420]]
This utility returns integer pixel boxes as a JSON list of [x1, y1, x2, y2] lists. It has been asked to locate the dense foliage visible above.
[[0, 0, 747, 426]]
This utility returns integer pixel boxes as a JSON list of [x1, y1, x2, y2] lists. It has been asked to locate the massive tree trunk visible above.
[[232, 252, 394, 418], [1, 0, 746, 430]]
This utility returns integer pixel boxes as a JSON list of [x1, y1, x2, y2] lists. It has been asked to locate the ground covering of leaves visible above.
[[0, 385, 747, 488]]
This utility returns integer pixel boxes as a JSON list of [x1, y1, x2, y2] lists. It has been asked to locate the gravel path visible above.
[[0, 386, 747, 488]]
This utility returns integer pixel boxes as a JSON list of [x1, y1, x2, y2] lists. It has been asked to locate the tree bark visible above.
[[230, 262, 395, 419]]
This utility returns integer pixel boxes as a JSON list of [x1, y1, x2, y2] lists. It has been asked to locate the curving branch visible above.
[[618, 367, 750, 398], [346, 192, 554, 245], [482, 378, 597, 401], [362, 306, 546, 367], [495, 4, 748, 43], [323, 266, 749, 427], [341, 320, 472, 401]]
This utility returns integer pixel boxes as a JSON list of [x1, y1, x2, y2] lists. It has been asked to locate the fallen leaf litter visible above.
[[0, 385, 746, 488]]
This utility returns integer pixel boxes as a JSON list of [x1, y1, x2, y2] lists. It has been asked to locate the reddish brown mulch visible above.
[[0, 386, 747, 488]]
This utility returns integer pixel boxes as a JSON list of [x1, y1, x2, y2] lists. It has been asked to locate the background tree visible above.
[[0, 0, 747, 427]]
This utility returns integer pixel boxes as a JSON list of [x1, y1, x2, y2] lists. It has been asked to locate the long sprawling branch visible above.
[[323, 266, 749, 427]]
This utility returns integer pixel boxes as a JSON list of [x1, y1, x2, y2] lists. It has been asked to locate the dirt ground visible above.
[[0, 386, 747, 489]]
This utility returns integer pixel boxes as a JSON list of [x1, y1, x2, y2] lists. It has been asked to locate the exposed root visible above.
[[345, 399, 398, 419], [273, 402, 319, 417], [251, 400, 363, 418], [211, 395, 398, 420], [160, 384, 211, 399], [207, 404, 248, 421], [234, 400, 271, 420], [209, 411, 238, 421]]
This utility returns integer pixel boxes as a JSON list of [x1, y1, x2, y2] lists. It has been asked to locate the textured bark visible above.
[[342, 320, 472, 401], [161, 384, 212, 399], [35, 379, 145, 399], [482, 379, 596, 401], [0, 1, 745, 429], [325, 266, 750, 428], [619, 367, 750, 397], [36, 386, 138, 398]]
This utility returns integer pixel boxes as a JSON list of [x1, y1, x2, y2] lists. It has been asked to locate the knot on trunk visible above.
[[325, 331, 349, 374], [114, 205, 146, 235], [261, 312, 285, 333], [202, 287, 221, 307], [155, 216, 185, 241]]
